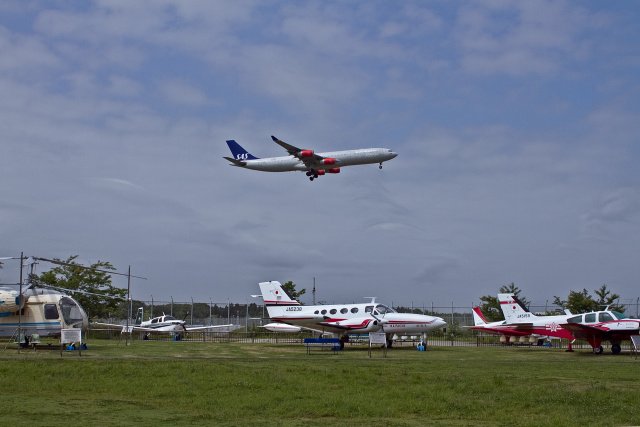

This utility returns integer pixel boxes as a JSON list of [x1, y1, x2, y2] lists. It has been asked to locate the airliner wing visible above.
[[271, 135, 325, 167]]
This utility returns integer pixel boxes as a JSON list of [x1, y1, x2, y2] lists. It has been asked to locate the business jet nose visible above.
[[434, 317, 446, 329]]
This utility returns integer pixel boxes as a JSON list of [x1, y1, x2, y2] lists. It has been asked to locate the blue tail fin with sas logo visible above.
[[226, 140, 259, 161]]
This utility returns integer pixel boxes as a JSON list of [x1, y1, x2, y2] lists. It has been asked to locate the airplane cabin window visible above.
[[330, 309, 337, 314], [598, 312, 614, 322], [44, 304, 59, 320], [321, 309, 327, 315], [340, 308, 348, 314], [584, 313, 596, 323], [365, 306, 373, 313], [567, 315, 582, 323], [314, 310, 319, 314], [152, 318, 158, 323], [351, 307, 358, 313]]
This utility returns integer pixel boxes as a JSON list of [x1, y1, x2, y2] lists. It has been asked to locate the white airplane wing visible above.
[[271, 135, 328, 168], [185, 324, 235, 332], [93, 322, 177, 334]]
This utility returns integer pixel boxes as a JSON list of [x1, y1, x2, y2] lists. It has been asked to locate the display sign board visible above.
[[61, 328, 82, 344], [369, 332, 387, 345]]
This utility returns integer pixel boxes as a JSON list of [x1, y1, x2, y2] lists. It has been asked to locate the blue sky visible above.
[[1, 1, 639, 309]]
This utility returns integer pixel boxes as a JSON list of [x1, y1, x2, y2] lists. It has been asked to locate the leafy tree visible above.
[[281, 281, 306, 303], [478, 283, 529, 322], [554, 284, 624, 314], [37, 255, 127, 321]]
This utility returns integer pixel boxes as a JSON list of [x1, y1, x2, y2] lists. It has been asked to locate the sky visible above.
[[1, 1, 639, 309]]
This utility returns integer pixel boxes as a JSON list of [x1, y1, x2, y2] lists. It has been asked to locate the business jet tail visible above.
[[135, 307, 143, 326], [226, 140, 259, 161]]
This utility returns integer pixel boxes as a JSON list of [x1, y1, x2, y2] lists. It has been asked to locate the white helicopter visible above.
[[0, 255, 134, 345]]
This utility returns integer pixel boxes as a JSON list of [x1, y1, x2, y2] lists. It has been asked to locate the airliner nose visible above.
[[389, 150, 398, 158]]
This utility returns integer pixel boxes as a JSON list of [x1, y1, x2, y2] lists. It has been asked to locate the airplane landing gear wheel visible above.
[[611, 344, 621, 355], [593, 346, 604, 355], [379, 163, 383, 169]]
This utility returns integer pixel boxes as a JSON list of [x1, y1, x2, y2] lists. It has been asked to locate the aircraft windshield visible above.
[[374, 304, 396, 314], [612, 311, 628, 320], [164, 315, 176, 321], [59, 297, 84, 324]]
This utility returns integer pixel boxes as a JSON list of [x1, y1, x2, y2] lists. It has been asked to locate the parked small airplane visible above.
[[95, 307, 235, 339], [496, 293, 575, 340], [224, 135, 397, 181], [561, 309, 640, 355], [257, 281, 445, 348], [465, 306, 533, 343]]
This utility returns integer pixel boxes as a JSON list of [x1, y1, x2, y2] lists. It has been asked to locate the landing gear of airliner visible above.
[[379, 162, 383, 169], [306, 170, 318, 181]]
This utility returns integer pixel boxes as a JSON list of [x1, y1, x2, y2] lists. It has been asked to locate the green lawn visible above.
[[1, 340, 638, 426]]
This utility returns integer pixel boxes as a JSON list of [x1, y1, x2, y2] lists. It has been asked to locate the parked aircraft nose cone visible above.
[[434, 317, 446, 328]]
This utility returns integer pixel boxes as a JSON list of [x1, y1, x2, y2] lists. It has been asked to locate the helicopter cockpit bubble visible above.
[[59, 296, 88, 329]]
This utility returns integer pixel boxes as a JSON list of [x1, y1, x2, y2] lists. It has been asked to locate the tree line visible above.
[[25, 255, 629, 322]]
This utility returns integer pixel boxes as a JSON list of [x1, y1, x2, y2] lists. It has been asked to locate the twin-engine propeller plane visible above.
[[224, 135, 397, 181], [466, 294, 574, 344], [95, 307, 235, 339], [258, 281, 446, 348], [561, 309, 640, 355]]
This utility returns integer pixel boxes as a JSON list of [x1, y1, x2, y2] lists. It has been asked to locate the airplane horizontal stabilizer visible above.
[[224, 156, 247, 166]]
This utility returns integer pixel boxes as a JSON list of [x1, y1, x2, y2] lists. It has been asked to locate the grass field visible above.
[[1, 340, 639, 426]]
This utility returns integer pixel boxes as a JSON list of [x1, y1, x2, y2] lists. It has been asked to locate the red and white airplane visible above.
[[467, 294, 574, 343], [561, 309, 640, 355], [496, 293, 575, 340], [258, 281, 445, 348], [224, 135, 397, 181]]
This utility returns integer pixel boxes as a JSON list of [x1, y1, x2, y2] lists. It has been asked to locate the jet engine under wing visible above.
[[271, 135, 328, 168]]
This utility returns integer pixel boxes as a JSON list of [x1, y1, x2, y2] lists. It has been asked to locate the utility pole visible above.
[[313, 277, 316, 305]]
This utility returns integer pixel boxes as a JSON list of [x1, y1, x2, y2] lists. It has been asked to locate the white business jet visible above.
[[224, 135, 397, 181], [258, 281, 445, 348]]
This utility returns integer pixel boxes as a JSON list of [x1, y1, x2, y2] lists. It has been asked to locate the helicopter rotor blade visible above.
[[33, 257, 147, 280]]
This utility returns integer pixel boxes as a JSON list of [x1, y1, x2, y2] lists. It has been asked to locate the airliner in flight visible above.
[[224, 135, 397, 181]]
